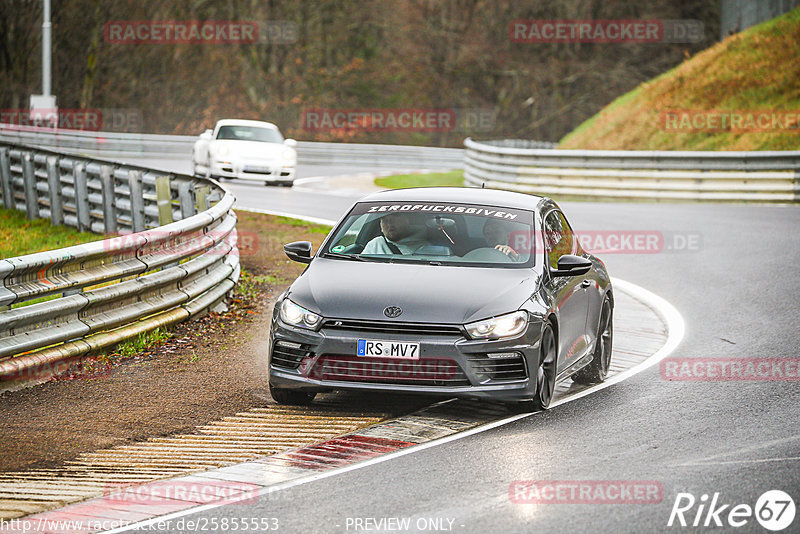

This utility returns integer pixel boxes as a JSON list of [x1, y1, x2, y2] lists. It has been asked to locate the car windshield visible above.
[[216, 125, 283, 143], [321, 201, 535, 267]]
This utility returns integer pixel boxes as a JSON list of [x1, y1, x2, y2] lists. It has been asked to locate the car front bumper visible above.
[[210, 159, 296, 182], [268, 315, 545, 403]]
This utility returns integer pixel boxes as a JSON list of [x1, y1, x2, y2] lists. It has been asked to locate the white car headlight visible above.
[[281, 147, 296, 162], [465, 311, 528, 340], [218, 145, 230, 156], [280, 299, 322, 329]]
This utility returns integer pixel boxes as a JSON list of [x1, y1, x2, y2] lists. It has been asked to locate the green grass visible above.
[[559, 8, 800, 151], [107, 328, 172, 360], [375, 171, 464, 189], [236, 269, 285, 300], [274, 216, 332, 235], [0, 208, 101, 259]]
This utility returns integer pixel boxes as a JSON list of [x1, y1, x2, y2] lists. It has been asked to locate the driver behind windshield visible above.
[[362, 213, 430, 255], [483, 218, 521, 261]]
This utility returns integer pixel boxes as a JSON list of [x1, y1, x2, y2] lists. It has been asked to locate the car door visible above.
[[560, 210, 604, 353], [542, 210, 590, 374]]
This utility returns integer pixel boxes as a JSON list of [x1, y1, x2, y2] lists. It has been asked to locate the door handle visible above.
[[580, 279, 592, 288]]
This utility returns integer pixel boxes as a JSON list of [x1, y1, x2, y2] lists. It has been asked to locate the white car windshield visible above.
[[216, 125, 283, 143], [321, 201, 536, 267]]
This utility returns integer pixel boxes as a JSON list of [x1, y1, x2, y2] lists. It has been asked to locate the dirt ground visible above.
[[0, 211, 330, 472]]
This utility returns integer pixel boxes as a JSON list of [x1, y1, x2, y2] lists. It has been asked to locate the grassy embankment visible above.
[[560, 8, 800, 150]]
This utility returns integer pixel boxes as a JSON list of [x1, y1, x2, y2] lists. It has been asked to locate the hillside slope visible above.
[[559, 8, 800, 151]]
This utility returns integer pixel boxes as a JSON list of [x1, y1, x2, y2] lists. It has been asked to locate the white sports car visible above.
[[192, 119, 297, 186]]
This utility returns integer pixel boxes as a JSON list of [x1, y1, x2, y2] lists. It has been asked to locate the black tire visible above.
[[572, 296, 613, 385], [269, 383, 316, 405], [514, 323, 556, 412]]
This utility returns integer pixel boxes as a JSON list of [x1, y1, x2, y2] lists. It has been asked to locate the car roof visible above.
[[215, 119, 279, 129], [358, 187, 552, 212]]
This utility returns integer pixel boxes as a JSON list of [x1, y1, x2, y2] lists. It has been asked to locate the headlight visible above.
[[280, 299, 322, 329], [218, 145, 230, 156], [281, 148, 296, 162], [465, 311, 528, 340]]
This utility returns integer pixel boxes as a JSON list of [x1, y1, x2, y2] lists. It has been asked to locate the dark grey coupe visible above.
[[268, 188, 613, 410]]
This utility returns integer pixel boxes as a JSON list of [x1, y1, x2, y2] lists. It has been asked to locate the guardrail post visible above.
[[46, 156, 63, 225], [178, 181, 195, 220], [0, 147, 12, 209], [73, 162, 90, 231], [195, 185, 210, 212], [794, 170, 800, 203], [22, 153, 38, 220], [100, 165, 118, 234], [128, 170, 145, 232], [155, 175, 173, 225]]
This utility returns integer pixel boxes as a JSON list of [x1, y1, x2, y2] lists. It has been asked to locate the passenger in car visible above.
[[362, 213, 431, 255], [483, 218, 521, 260]]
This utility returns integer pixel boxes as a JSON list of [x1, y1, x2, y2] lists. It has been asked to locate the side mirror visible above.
[[284, 241, 313, 263], [551, 254, 592, 277], [284, 138, 297, 148]]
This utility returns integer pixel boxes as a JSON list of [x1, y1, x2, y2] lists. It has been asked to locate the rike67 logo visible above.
[[668, 490, 796, 531]]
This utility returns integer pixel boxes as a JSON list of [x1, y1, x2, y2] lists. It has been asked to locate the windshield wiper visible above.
[[321, 252, 366, 262]]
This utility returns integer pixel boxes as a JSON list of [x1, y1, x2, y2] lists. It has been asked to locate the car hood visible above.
[[211, 140, 287, 159], [287, 258, 540, 324]]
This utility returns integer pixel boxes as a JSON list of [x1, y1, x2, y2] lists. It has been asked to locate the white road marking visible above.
[[671, 434, 800, 466], [235, 206, 337, 226], [677, 456, 800, 467]]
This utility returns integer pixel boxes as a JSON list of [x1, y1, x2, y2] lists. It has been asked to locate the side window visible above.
[[557, 212, 582, 255], [544, 211, 576, 269]]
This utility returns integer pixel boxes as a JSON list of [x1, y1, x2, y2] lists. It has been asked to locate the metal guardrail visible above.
[[0, 142, 239, 385], [0, 123, 465, 170], [464, 138, 800, 202]]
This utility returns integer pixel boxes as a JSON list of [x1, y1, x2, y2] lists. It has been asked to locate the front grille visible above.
[[309, 355, 470, 386], [322, 319, 463, 337], [271, 341, 314, 370], [467, 353, 528, 381], [243, 168, 273, 175]]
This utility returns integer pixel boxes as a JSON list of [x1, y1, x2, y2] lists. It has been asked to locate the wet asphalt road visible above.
[[121, 155, 800, 533]]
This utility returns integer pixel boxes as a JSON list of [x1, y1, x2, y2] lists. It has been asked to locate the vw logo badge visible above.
[[384, 306, 402, 318]]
